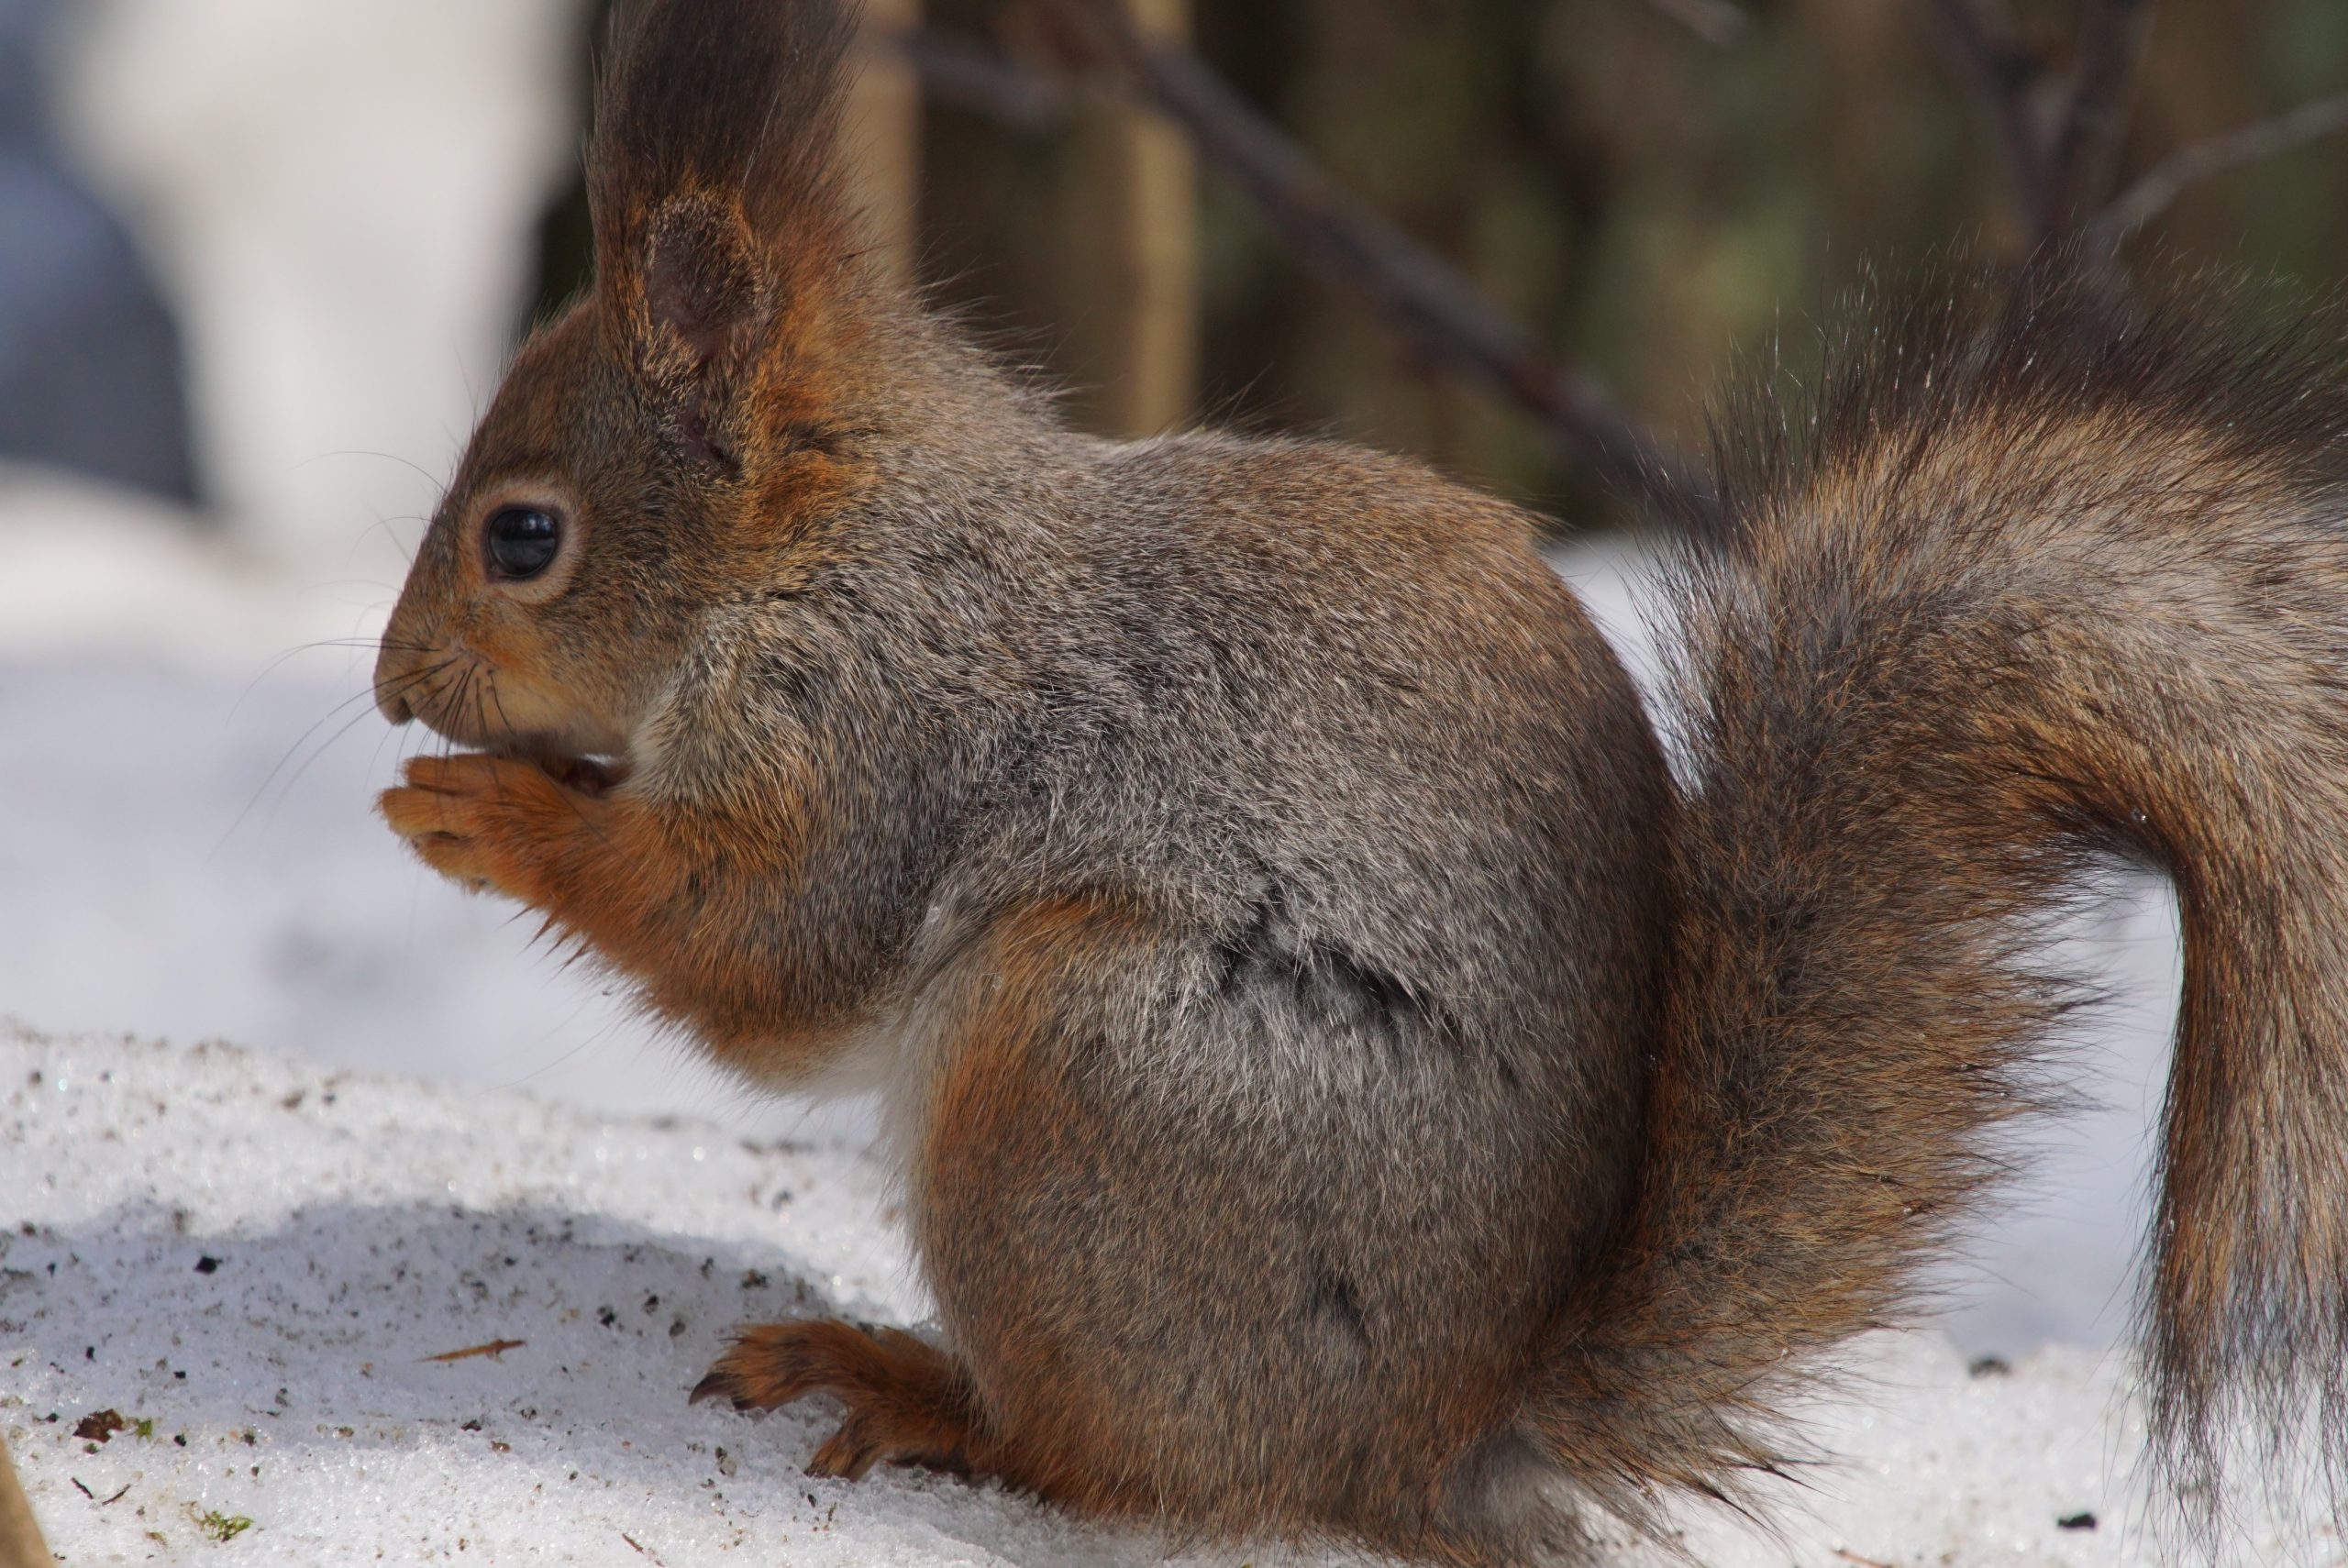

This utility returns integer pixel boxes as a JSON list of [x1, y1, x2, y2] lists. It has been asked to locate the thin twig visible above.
[[1910, 0, 2051, 226], [1638, 0, 1752, 50], [422, 1337, 526, 1364], [0, 1430, 53, 1568], [1031, 0, 1719, 527], [891, 28, 1078, 133], [2038, 0, 2156, 231], [2091, 89, 2348, 243]]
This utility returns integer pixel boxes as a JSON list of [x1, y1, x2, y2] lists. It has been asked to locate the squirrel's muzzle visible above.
[[373, 642, 425, 725]]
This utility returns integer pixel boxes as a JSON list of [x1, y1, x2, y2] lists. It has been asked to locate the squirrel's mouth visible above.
[[449, 737, 630, 798], [379, 646, 634, 790], [512, 750, 631, 798]]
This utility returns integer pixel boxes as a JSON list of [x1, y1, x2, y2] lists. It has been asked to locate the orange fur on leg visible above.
[[378, 753, 854, 1072]]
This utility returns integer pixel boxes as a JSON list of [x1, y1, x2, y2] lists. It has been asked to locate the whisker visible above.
[[294, 448, 449, 492], [364, 682, 418, 784], [212, 660, 453, 859], [353, 513, 429, 568], [227, 638, 438, 723], [262, 676, 443, 837], [437, 668, 477, 767]]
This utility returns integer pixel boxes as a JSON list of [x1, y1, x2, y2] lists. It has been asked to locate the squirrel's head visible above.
[[375, 0, 870, 765]]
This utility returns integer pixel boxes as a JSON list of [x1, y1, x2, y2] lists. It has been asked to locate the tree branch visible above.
[[892, 28, 1079, 133], [1910, 0, 2052, 227], [2038, 0, 2156, 230], [1638, 0, 1752, 50], [1025, 0, 1720, 528], [2089, 89, 2348, 244]]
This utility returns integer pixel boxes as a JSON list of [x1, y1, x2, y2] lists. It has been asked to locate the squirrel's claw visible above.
[[686, 1366, 756, 1410], [803, 1409, 972, 1483]]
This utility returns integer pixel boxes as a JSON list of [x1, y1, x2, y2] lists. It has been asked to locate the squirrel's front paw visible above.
[[380, 753, 587, 903]]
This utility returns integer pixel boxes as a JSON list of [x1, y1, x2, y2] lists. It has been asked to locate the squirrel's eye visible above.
[[483, 506, 562, 580]]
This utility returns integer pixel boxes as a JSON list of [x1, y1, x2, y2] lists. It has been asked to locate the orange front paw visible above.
[[692, 1319, 984, 1482], [379, 752, 588, 903]]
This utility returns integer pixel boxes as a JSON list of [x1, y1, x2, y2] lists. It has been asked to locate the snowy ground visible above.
[[9, 1024, 2331, 1568]]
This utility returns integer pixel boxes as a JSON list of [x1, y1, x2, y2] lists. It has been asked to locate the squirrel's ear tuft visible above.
[[588, 0, 858, 294], [588, 0, 860, 470]]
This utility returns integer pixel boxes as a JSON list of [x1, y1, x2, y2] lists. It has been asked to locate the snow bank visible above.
[[5, 1025, 2326, 1567]]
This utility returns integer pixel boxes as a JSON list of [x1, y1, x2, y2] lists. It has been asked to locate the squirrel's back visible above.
[[967, 429, 1668, 1006]]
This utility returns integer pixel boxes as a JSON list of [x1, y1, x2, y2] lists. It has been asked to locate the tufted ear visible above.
[[587, 0, 859, 469], [634, 194, 771, 471]]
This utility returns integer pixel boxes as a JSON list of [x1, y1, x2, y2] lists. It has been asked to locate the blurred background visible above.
[[4, 0, 2342, 1357]]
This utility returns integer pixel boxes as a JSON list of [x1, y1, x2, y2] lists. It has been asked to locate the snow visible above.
[[6, 1024, 2331, 1568]]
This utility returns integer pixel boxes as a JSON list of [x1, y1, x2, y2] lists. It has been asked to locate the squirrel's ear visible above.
[[626, 195, 769, 472], [587, 0, 859, 467], [643, 202, 763, 373]]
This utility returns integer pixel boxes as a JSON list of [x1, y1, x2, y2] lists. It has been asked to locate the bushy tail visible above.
[[1529, 267, 2348, 1536]]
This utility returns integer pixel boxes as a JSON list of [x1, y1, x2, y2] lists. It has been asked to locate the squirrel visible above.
[[372, 1, 2348, 1561]]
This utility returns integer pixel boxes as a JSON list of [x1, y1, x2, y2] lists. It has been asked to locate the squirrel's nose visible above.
[[373, 643, 422, 724]]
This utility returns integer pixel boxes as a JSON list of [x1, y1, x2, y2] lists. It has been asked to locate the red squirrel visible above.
[[373, 1, 2348, 1559]]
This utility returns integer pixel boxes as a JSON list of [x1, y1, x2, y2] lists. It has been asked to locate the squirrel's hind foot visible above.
[[692, 1318, 989, 1482]]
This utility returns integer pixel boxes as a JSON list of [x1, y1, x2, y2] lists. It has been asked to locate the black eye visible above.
[[483, 506, 562, 580]]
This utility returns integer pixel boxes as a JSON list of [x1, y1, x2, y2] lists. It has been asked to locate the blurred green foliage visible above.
[[536, 0, 2348, 529]]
